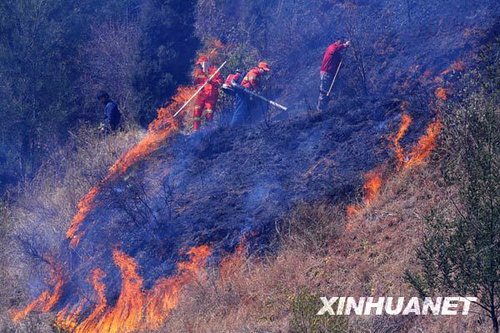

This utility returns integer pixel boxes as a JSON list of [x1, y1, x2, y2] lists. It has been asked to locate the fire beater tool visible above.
[[326, 58, 343, 97], [173, 60, 227, 118], [236, 86, 288, 111]]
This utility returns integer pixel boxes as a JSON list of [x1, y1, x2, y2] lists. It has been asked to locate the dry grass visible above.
[[1, 125, 144, 333], [1, 124, 492, 332], [161, 164, 490, 333], [2, 138, 490, 332]]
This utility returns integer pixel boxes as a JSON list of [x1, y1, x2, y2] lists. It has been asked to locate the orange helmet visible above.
[[196, 55, 209, 64], [258, 61, 270, 72]]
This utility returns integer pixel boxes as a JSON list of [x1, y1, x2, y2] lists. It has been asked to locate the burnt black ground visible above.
[[45, 0, 500, 313], [62, 93, 428, 308]]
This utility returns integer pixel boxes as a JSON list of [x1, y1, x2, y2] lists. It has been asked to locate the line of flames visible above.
[[54, 245, 211, 333], [12, 54, 461, 331], [346, 60, 462, 218], [11, 258, 64, 323], [12, 85, 196, 324], [66, 86, 196, 247], [14, 44, 224, 331], [13, 245, 211, 333]]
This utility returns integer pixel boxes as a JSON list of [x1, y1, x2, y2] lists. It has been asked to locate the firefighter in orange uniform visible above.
[[192, 55, 223, 131], [230, 61, 270, 126]]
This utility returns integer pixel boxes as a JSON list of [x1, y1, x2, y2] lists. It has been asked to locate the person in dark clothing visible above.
[[317, 39, 350, 111], [97, 91, 121, 132]]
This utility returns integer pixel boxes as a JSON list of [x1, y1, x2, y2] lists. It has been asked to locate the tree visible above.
[[134, 0, 199, 126], [79, 21, 141, 122], [406, 44, 500, 332], [0, 0, 142, 182]]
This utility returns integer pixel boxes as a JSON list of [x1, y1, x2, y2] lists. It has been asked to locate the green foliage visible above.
[[0, 0, 137, 178], [406, 41, 500, 332], [290, 291, 349, 333], [0, 0, 198, 187]]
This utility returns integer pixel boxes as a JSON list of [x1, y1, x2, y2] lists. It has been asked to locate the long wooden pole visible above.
[[173, 60, 227, 118], [326, 59, 343, 97]]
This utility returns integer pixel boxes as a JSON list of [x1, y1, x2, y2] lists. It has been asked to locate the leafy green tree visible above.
[[406, 44, 500, 332]]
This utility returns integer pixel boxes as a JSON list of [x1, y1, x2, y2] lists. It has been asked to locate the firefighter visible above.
[[222, 69, 244, 95], [231, 61, 270, 127], [317, 39, 350, 111], [97, 91, 121, 132], [192, 55, 223, 131]]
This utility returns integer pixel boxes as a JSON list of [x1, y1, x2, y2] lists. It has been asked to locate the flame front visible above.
[[55, 245, 211, 333], [435, 87, 448, 101], [392, 112, 413, 168], [58, 268, 108, 332], [362, 169, 383, 204], [346, 168, 384, 218], [66, 86, 196, 247], [11, 260, 64, 322], [15, 43, 222, 331], [345, 56, 457, 219], [403, 118, 442, 169]]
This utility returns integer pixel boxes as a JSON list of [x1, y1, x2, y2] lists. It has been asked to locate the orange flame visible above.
[[345, 204, 359, 219], [391, 112, 413, 167], [66, 186, 101, 246], [55, 300, 86, 331], [346, 168, 384, 218], [362, 169, 383, 204], [441, 59, 465, 76], [67, 86, 196, 247], [435, 87, 448, 101], [145, 245, 211, 327], [403, 118, 442, 169], [11, 260, 64, 322], [55, 245, 211, 333], [59, 268, 108, 332], [346, 82, 445, 219]]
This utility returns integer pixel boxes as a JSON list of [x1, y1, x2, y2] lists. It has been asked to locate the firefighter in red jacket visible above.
[[231, 61, 270, 127], [317, 39, 350, 111], [192, 55, 223, 131]]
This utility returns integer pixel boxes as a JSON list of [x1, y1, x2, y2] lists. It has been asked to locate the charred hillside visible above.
[[70, 96, 404, 288], [2, 0, 499, 333]]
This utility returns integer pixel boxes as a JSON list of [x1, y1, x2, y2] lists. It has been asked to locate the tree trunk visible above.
[[491, 310, 499, 333]]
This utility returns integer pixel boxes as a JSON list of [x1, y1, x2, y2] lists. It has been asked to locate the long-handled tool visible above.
[[173, 60, 227, 118], [326, 59, 343, 97], [238, 86, 288, 111]]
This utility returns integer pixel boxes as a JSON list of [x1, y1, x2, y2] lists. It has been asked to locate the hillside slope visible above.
[[70, 96, 406, 290], [3, 1, 499, 332]]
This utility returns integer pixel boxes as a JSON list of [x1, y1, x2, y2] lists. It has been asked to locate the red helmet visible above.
[[196, 55, 208, 64], [258, 61, 270, 72]]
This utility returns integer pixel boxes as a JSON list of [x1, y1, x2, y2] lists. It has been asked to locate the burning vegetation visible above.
[[4, 0, 497, 332], [9, 47, 472, 333], [11, 259, 64, 323], [17, 246, 211, 333], [66, 87, 196, 247], [13, 84, 202, 330], [346, 58, 464, 218]]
